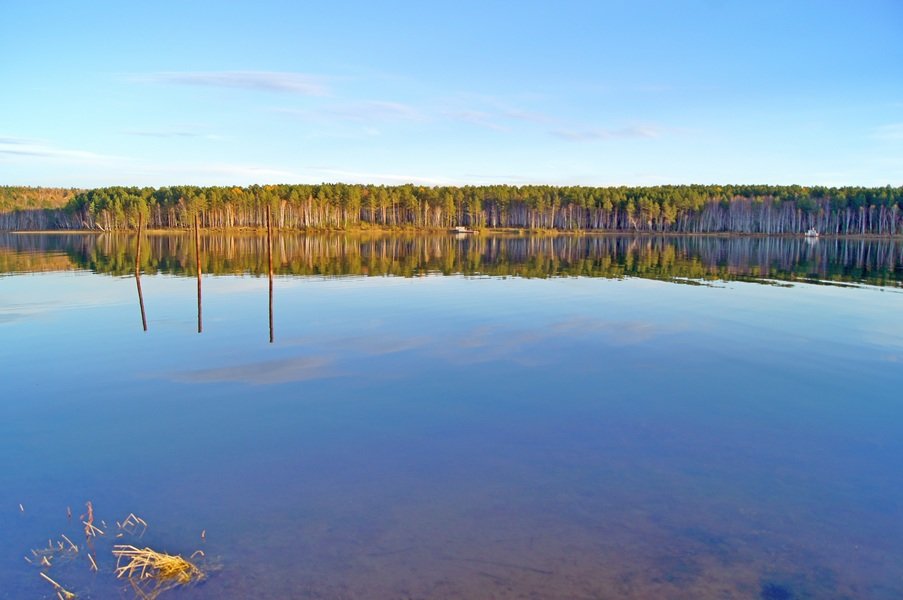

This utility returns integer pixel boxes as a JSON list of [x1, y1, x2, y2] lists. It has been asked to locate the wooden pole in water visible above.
[[135, 211, 147, 331], [195, 213, 202, 333], [267, 204, 274, 343]]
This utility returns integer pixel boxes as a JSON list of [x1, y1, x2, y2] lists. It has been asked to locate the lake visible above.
[[1, 232, 902, 599]]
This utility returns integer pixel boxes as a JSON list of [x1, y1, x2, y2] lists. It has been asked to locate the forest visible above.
[[1, 184, 902, 235], [0, 186, 78, 212]]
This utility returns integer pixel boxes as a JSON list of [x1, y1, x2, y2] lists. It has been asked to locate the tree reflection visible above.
[[2, 232, 901, 289]]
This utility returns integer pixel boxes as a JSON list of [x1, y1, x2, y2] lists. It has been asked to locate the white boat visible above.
[[805, 228, 819, 237]]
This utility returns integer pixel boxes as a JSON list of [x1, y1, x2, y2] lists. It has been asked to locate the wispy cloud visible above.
[[134, 161, 303, 183], [303, 167, 449, 186], [551, 125, 663, 141], [136, 71, 329, 95], [590, 83, 674, 94], [320, 101, 423, 121], [461, 173, 540, 184], [0, 312, 30, 324], [274, 101, 424, 124], [0, 136, 115, 161], [444, 110, 508, 132], [873, 123, 903, 141], [499, 107, 557, 124], [123, 129, 223, 140], [442, 95, 558, 132]]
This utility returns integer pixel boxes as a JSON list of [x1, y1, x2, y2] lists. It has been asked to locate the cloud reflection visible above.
[[439, 317, 686, 367], [173, 356, 337, 385], [164, 317, 685, 386], [331, 334, 432, 356]]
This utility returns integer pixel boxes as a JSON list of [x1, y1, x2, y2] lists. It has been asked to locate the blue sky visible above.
[[1, 0, 901, 187]]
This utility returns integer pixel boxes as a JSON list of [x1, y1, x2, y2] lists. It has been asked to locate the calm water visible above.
[[2, 232, 902, 599]]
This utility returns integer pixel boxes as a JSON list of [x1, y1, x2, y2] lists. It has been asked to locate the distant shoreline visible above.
[[3, 182, 902, 236]]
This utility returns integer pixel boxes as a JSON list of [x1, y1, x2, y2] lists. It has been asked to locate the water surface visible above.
[[2, 233, 902, 599]]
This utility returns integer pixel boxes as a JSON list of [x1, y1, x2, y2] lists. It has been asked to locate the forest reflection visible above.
[[1, 232, 901, 288]]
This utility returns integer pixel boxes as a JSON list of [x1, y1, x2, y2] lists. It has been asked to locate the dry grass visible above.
[[118, 513, 148, 537], [113, 544, 204, 599], [24, 502, 209, 600], [28, 536, 79, 568], [39, 572, 76, 599], [81, 501, 104, 538]]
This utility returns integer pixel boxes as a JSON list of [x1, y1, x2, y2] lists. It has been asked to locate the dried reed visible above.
[[81, 501, 104, 537], [39, 572, 76, 599], [113, 544, 204, 586], [25, 503, 207, 600], [60, 534, 78, 552], [29, 535, 78, 568], [118, 513, 148, 537]]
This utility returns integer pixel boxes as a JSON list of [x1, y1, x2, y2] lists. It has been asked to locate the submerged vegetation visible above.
[[23, 502, 205, 600], [1, 183, 903, 234], [114, 545, 205, 599]]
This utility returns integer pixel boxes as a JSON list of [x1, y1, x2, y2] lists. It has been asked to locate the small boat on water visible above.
[[805, 228, 819, 238], [450, 226, 476, 234]]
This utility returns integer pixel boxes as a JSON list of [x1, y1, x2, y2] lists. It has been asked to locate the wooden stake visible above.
[[135, 211, 148, 331], [267, 204, 274, 343], [195, 213, 203, 334]]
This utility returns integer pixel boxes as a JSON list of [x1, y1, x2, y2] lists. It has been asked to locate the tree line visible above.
[[1, 184, 902, 234], [0, 186, 78, 212]]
